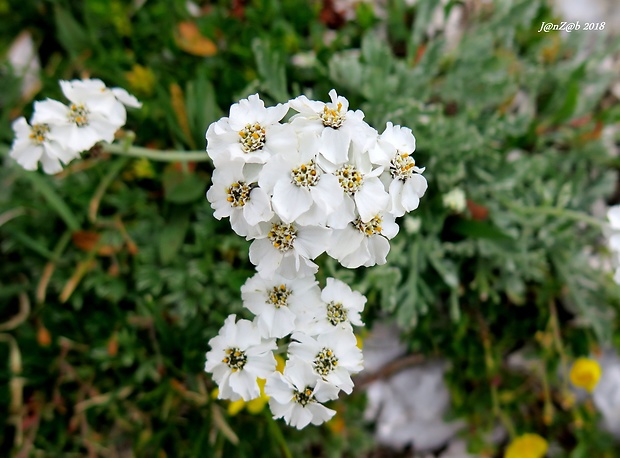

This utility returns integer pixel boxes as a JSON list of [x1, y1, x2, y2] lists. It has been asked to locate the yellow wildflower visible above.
[[132, 157, 155, 179], [569, 357, 602, 393], [125, 64, 156, 97], [505, 433, 548, 458]]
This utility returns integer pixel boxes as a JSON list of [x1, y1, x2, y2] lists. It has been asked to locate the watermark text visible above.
[[537, 21, 606, 33]]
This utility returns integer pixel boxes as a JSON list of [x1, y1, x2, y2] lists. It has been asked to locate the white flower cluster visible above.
[[9, 79, 141, 174], [205, 277, 365, 428], [203, 90, 428, 429], [607, 205, 620, 283]]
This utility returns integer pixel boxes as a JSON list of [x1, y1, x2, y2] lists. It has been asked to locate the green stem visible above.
[[88, 157, 131, 223], [104, 143, 209, 162], [503, 201, 603, 228], [265, 412, 293, 458]]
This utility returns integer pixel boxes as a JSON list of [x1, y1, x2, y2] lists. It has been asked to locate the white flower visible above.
[[371, 122, 427, 217], [328, 212, 399, 268], [204, 315, 277, 401], [289, 89, 375, 166], [265, 358, 340, 429], [9, 117, 78, 174], [305, 278, 366, 334], [404, 215, 422, 234], [318, 139, 389, 225], [606, 205, 620, 284], [205, 94, 294, 166], [258, 132, 344, 224], [241, 273, 322, 338], [442, 188, 466, 212], [206, 161, 273, 239], [249, 220, 331, 279], [32, 79, 128, 152], [110, 87, 142, 108], [288, 329, 363, 394]]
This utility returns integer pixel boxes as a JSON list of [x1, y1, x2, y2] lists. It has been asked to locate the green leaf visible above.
[[450, 219, 514, 241], [552, 64, 585, 124], [22, 171, 81, 231], [159, 206, 191, 265], [53, 5, 89, 57], [6, 228, 55, 259], [252, 38, 289, 102], [162, 168, 206, 204]]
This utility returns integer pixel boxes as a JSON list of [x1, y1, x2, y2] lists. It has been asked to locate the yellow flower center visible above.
[[326, 301, 348, 325], [353, 215, 383, 236], [336, 164, 363, 195], [267, 284, 291, 308], [238, 123, 266, 153], [291, 161, 320, 188], [68, 104, 90, 127], [314, 347, 338, 376], [268, 223, 297, 252], [226, 181, 252, 207], [320, 102, 345, 128], [390, 153, 416, 181], [293, 386, 315, 406], [222, 347, 247, 372], [29, 123, 50, 145]]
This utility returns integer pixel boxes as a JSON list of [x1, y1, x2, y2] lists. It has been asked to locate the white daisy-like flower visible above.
[[9, 117, 78, 174], [288, 329, 363, 394], [206, 161, 273, 239], [321, 141, 389, 225], [249, 219, 331, 279], [289, 89, 376, 166], [265, 358, 340, 429], [204, 315, 277, 401], [259, 132, 344, 224], [371, 122, 428, 217], [32, 79, 128, 152], [442, 188, 466, 212], [606, 206, 620, 284], [328, 212, 399, 268], [205, 94, 294, 167], [305, 278, 366, 335], [240, 273, 322, 338]]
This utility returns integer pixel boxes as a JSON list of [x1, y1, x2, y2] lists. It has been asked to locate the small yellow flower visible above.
[[275, 354, 285, 373], [227, 398, 246, 416], [569, 357, 602, 393], [505, 433, 548, 458], [245, 378, 269, 414], [132, 157, 155, 179], [125, 64, 156, 97], [227, 377, 269, 416]]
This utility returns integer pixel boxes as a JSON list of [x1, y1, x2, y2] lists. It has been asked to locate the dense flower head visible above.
[[204, 90, 428, 428], [204, 90, 427, 267], [9, 78, 141, 174]]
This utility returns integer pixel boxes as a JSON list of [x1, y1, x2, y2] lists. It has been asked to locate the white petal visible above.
[[320, 128, 350, 165], [272, 181, 313, 223], [356, 178, 389, 222], [112, 87, 142, 108], [228, 369, 260, 400]]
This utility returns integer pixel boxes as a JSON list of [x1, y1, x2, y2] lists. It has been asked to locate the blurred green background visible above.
[[1, 0, 620, 456]]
